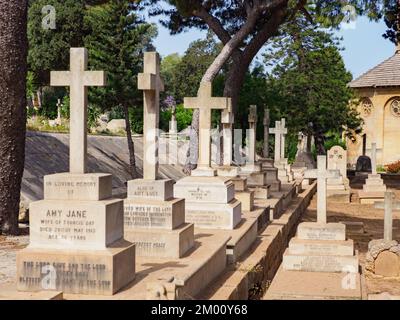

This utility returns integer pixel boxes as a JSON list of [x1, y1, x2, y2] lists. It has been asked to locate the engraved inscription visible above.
[[18, 260, 111, 293], [124, 204, 172, 228]]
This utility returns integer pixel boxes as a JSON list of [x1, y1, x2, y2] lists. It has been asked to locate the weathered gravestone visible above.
[[239, 105, 271, 198], [359, 143, 386, 204], [123, 52, 194, 258], [283, 156, 359, 273], [326, 146, 350, 203], [174, 82, 242, 229], [270, 121, 291, 183], [16, 48, 135, 295], [366, 192, 400, 277], [356, 156, 372, 173]]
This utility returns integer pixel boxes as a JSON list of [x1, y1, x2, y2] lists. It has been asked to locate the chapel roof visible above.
[[349, 45, 400, 88]]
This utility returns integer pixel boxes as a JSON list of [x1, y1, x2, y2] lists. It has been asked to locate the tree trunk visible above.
[[122, 104, 137, 179], [0, 0, 28, 235]]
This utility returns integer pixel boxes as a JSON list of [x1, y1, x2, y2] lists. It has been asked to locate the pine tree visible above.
[[84, 1, 157, 178], [265, 15, 362, 155]]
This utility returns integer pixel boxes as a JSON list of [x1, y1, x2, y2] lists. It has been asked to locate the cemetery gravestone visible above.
[[124, 52, 194, 258], [283, 156, 359, 273], [359, 143, 386, 204], [16, 48, 135, 295], [326, 146, 350, 203], [174, 82, 241, 229], [366, 192, 400, 277]]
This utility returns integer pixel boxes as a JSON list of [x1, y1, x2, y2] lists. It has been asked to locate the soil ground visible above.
[[300, 174, 400, 297]]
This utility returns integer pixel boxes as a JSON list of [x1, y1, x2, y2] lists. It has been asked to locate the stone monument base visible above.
[[184, 200, 242, 229], [16, 239, 135, 295], [124, 223, 194, 258], [216, 165, 240, 177], [239, 171, 266, 187], [235, 190, 254, 212], [248, 186, 270, 200], [264, 267, 362, 300], [283, 222, 359, 273], [358, 191, 385, 204], [264, 167, 281, 192]]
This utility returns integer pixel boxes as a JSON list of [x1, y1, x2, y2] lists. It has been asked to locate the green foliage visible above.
[[377, 165, 386, 173], [175, 104, 193, 131], [161, 53, 182, 100], [324, 133, 347, 151], [129, 107, 143, 134], [28, 0, 86, 87], [170, 34, 219, 103], [265, 15, 362, 154], [160, 109, 172, 132], [84, 0, 157, 121]]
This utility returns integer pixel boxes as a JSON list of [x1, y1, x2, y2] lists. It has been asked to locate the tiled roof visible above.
[[349, 47, 400, 88]]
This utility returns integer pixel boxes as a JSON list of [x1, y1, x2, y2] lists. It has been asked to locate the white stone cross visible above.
[[270, 121, 286, 162], [304, 156, 340, 224], [263, 108, 270, 158], [375, 191, 399, 241], [51, 48, 106, 174], [371, 142, 377, 175], [56, 98, 62, 123], [221, 105, 234, 167], [246, 105, 258, 165], [280, 118, 287, 159], [184, 82, 231, 176], [138, 52, 165, 180]]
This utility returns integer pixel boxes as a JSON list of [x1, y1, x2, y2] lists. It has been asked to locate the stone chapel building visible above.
[[347, 45, 400, 168]]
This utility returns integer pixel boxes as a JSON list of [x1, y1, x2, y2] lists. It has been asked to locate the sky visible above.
[[149, 14, 396, 79]]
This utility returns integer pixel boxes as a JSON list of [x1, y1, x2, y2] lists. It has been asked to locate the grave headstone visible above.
[[183, 82, 230, 177], [283, 156, 359, 273], [366, 194, 400, 277], [124, 52, 194, 258], [174, 82, 242, 229], [16, 48, 135, 295], [359, 143, 386, 204], [326, 146, 350, 203]]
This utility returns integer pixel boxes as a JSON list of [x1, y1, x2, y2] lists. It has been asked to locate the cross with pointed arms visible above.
[[184, 82, 230, 176], [51, 48, 106, 174]]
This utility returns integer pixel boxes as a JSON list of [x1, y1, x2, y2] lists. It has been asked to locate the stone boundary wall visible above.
[[199, 181, 317, 300]]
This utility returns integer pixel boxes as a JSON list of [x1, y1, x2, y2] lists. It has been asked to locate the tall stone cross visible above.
[[247, 105, 258, 165], [280, 118, 288, 159], [375, 191, 399, 241], [56, 99, 62, 123], [221, 103, 234, 167], [263, 108, 270, 158], [304, 156, 340, 224], [371, 142, 377, 175], [184, 82, 230, 175], [138, 52, 165, 180], [270, 121, 286, 162], [51, 48, 106, 174]]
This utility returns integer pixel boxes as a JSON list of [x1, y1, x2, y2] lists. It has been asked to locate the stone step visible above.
[[297, 222, 346, 241], [184, 199, 242, 230], [282, 249, 359, 273], [264, 267, 362, 300], [363, 185, 387, 192], [288, 238, 354, 256], [365, 179, 384, 186], [124, 223, 194, 258]]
